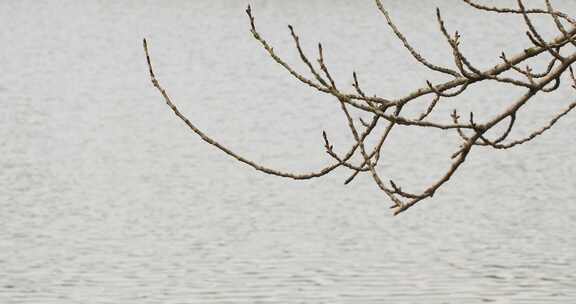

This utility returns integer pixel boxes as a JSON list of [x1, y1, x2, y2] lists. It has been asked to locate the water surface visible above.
[[1, 1, 575, 303]]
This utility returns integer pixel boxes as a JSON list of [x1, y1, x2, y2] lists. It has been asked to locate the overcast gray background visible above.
[[1, 1, 575, 303]]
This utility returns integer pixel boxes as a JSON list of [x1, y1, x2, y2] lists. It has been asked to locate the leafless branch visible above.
[[144, 1, 576, 215]]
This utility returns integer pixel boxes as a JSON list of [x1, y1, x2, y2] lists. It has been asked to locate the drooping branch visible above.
[[143, 38, 357, 180], [144, 1, 576, 215]]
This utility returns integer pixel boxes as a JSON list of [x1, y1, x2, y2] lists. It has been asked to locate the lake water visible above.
[[1, 1, 576, 303]]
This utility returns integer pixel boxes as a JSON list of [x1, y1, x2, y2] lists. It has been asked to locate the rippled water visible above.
[[1, 1, 576, 303]]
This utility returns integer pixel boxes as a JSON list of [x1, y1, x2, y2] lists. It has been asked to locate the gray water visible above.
[[2, 1, 576, 303]]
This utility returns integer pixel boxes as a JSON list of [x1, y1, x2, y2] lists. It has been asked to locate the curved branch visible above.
[[144, 38, 351, 180], [146, 3, 576, 215]]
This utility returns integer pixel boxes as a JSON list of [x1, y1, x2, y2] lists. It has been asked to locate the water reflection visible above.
[[1, 0, 575, 303]]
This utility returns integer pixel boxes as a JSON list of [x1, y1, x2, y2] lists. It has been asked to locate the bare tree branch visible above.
[[144, 2, 576, 215]]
